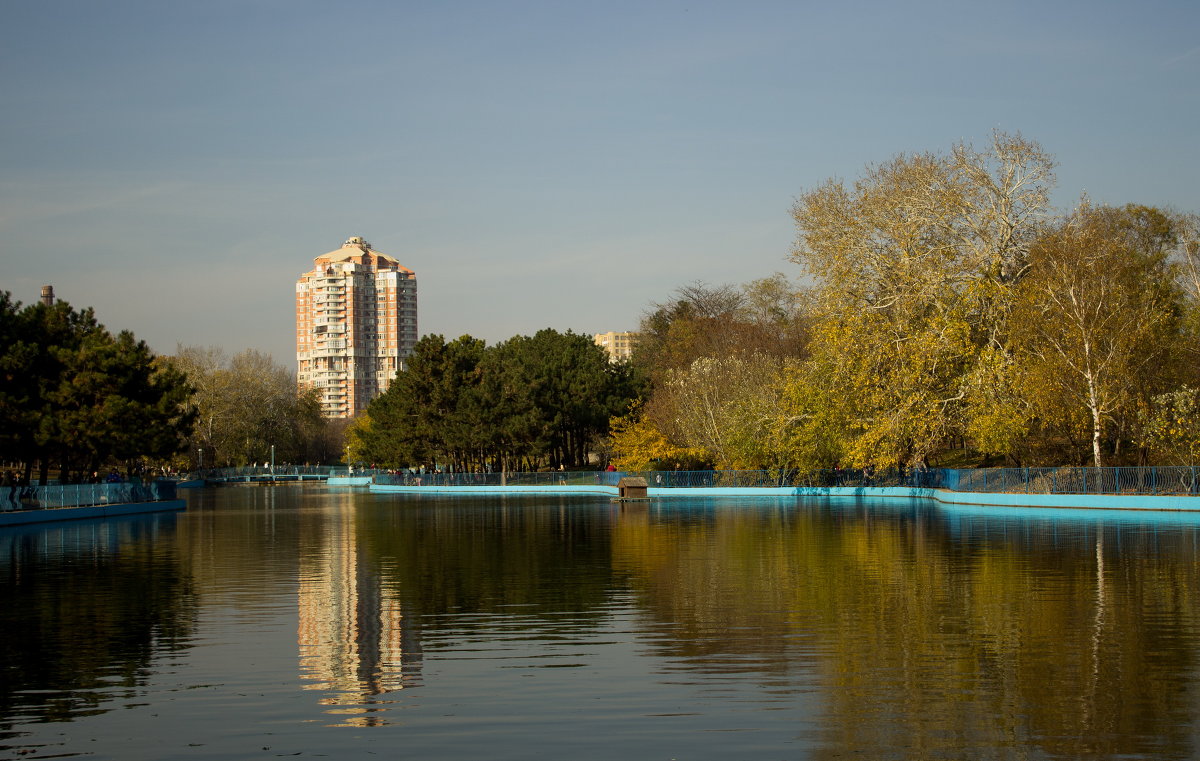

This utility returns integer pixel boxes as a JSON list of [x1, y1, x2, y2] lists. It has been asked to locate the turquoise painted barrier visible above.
[[0, 499, 187, 527], [368, 482, 1200, 512]]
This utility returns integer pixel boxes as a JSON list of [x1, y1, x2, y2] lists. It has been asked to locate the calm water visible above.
[[3, 487, 1200, 760]]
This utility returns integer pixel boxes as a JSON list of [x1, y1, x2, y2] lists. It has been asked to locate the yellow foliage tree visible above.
[[788, 132, 1055, 467], [1012, 202, 1180, 466], [608, 407, 708, 471], [1139, 387, 1200, 464], [343, 412, 373, 464]]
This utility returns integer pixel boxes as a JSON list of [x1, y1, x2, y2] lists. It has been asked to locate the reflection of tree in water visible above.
[[611, 502, 1200, 760], [359, 498, 615, 621], [0, 517, 197, 728]]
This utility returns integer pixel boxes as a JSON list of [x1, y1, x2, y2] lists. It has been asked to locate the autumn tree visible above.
[[1012, 202, 1181, 466], [608, 403, 708, 470], [1164, 212, 1200, 358], [787, 131, 1055, 467], [1138, 387, 1200, 465], [634, 353, 798, 471], [633, 276, 809, 382]]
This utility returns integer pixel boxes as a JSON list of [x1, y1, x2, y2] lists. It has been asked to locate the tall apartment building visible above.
[[296, 236, 418, 418], [593, 331, 638, 362]]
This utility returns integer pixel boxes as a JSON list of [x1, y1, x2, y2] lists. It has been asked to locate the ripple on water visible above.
[[4, 489, 1200, 760]]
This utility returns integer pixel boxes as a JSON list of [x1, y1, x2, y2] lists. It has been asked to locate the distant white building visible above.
[[593, 331, 638, 362], [296, 236, 418, 418]]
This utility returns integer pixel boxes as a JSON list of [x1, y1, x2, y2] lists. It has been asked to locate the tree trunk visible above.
[[1086, 369, 1103, 468]]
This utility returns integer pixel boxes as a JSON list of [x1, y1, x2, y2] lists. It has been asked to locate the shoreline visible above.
[[368, 483, 1200, 512], [0, 499, 187, 527]]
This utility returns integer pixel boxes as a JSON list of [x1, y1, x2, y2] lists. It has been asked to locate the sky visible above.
[[2, 0, 1198, 367]]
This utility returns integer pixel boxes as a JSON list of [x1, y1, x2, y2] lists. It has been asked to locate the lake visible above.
[[2, 485, 1200, 759]]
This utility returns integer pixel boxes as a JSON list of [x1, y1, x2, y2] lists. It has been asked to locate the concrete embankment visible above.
[[0, 500, 187, 527], [369, 483, 1200, 511]]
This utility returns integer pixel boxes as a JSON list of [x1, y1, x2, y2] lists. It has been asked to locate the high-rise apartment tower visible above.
[[296, 236, 418, 418]]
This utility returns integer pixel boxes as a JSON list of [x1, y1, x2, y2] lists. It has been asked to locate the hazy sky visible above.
[[2, 0, 1197, 366]]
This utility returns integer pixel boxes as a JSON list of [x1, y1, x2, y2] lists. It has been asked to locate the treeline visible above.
[[0, 293, 195, 483], [611, 276, 810, 471], [349, 329, 645, 471], [167, 347, 342, 468], [615, 132, 1200, 470]]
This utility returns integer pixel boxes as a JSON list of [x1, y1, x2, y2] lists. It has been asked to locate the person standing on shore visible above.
[[2, 470, 14, 511]]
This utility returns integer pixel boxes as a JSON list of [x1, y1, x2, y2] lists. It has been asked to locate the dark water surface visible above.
[[3, 486, 1200, 760]]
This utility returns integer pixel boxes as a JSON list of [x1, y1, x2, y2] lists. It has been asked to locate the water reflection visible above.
[[0, 515, 196, 733], [4, 490, 1200, 759], [298, 492, 422, 726], [610, 498, 1200, 759]]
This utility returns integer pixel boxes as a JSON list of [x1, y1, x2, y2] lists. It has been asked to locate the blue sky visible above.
[[2, 0, 1197, 366]]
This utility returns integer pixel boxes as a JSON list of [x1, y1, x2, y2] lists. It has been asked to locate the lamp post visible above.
[[198, 448, 204, 472], [270, 445, 276, 477]]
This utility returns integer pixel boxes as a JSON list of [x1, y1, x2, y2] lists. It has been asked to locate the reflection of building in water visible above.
[[298, 497, 421, 726]]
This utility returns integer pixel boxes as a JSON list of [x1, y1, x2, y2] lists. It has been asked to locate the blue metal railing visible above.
[[373, 466, 1200, 496], [0, 480, 177, 513], [373, 470, 623, 488], [197, 464, 350, 478]]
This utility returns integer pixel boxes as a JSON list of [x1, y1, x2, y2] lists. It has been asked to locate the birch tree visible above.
[[1012, 202, 1179, 466]]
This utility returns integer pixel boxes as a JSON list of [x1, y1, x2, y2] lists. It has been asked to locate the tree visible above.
[[787, 131, 1055, 467], [1011, 202, 1180, 466], [0, 292, 38, 464], [513, 329, 634, 468], [609, 404, 708, 471], [227, 350, 313, 464], [44, 329, 195, 480], [634, 278, 809, 383], [1163, 212, 1200, 358], [638, 354, 797, 470], [634, 282, 746, 379], [1138, 387, 1200, 465], [359, 330, 644, 471], [359, 335, 484, 469], [0, 293, 195, 482], [169, 346, 236, 465], [167, 347, 324, 466]]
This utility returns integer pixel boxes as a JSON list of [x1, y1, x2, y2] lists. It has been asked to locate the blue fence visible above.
[[197, 465, 351, 480], [940, 466, 1200, 495], [374, 468, 918, 489], [0, 480, 178, 513], [373, 466, 1200, 496]]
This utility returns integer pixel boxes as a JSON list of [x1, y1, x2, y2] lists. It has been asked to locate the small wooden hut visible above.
[[617, 476, 649, 500]]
